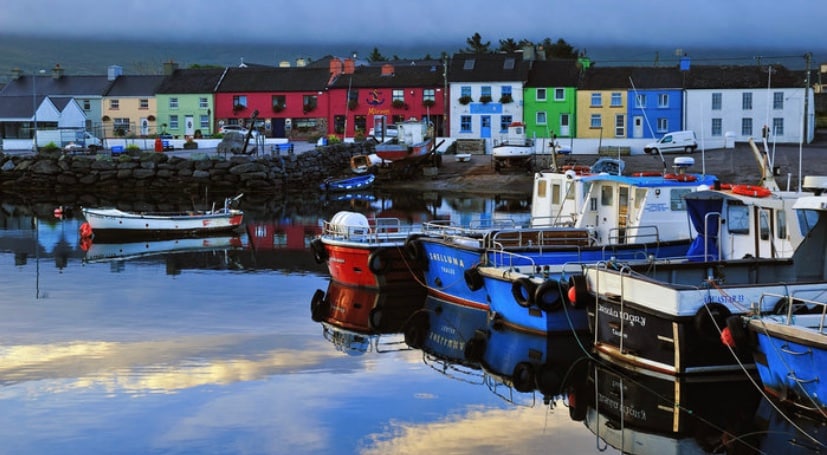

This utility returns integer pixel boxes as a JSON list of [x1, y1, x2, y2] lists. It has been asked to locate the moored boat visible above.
[[311, 211, 423, 289], [80, 194, 244, 240], [373, 118, 434, 162], [319, 173, 375, 192]]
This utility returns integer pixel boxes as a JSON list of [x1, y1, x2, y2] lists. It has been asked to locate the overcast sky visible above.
[[4, 0, 824, 57]]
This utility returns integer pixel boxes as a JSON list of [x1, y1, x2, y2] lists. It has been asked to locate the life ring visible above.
[[367, 249, 390, 275], [632, 171, 662, 177], [512, 362, 536, 393], [403, 312, 430, 349], [731, 184, 771, 198], [561, 165, 591, 174], [310, 289, 329, 323], [310, 238, 328, 264], [534, 280, 564, 312], [79, 222, 93, 239], [693, 303, 731, 344], [664, 173, 697, 182], [718, 182, 733, 190], [464, 266, 484, 291], [567, 275, 589, 308], [463, 329, 488, 363], [512, 277, 536, 308]]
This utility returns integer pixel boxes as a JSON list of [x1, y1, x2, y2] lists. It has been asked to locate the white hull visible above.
[[82, 207, 244, 235], [84, 235, 244, 263]]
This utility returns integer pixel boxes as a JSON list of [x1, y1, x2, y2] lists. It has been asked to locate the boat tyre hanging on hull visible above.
[[512, 277, 536, 308], [367, 249, 390, 275], [310, 289, 329, 322], [311, 238, 328, 264]]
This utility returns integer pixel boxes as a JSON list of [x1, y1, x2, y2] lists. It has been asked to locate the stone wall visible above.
[[0, 142, 372, 195]]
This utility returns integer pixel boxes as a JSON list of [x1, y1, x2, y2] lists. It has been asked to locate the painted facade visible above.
[[155, 65, 224, 139]]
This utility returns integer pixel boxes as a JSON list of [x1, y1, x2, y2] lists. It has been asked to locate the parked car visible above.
[[644, 130, 698, 154], [219, 125, 257, 137]]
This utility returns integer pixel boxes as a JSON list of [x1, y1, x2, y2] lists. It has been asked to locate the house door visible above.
[[185, 115, 194, 137], [560, 114, 570, 136], [140, 117, 149, 136], [633, 116, 644, 138], [271, 118, 286, 138], [480, 116, 491, 139]]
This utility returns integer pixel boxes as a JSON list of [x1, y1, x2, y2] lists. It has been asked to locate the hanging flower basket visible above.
[[499, 94, 513, 104], [479, 95, 493, 104], [458, 95, 473, 105]]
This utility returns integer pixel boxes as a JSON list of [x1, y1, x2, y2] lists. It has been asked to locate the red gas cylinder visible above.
[[154, 137, 163, 152]]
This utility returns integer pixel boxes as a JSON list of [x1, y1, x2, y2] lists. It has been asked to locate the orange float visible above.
[[731, 184, 771, 198]]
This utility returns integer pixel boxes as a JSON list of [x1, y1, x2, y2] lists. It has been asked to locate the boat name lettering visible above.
[[597, 393, 647, 421], [704, 294, 744, 304], [428, 252, 466, 269], [428, 332, 464, 351], [644, 203, 669, 213], [597, 304, 646, 327], [330, 258, 345, 263]]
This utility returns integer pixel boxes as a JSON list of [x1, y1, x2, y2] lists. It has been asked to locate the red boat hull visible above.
[[374, 139, 433, 162], [324, 243, 420, 289], [320, 281, 425, 333]]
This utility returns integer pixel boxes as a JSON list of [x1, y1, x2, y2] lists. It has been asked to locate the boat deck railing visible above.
[[322, 217, 418, 243], [606, 224, 662, 246], [489, 227, 595, 251], [421, 218, 519, 239], [757, 292, 827, 334]]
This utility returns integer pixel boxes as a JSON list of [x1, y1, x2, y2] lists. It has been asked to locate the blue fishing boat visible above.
[[407, 157, 717, 311], [319, 173, 375, 192]]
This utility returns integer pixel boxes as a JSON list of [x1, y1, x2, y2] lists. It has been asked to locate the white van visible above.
[[644, 130, 698, 154]]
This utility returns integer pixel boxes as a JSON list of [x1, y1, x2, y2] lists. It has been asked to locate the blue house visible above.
[[624, 66, 685, 139]]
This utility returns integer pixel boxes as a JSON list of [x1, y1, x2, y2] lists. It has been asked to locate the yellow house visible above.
[[101, 67, 165, 138], [576, 67, 631, 139]]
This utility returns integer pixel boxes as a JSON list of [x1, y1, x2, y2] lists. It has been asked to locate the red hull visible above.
[[374, 139, 433, 162], [324, 243, 420, 289], [321, 281, 425, 333]]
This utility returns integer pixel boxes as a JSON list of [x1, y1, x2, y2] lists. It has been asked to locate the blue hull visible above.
[[406, 294, 489, 365], [418, 236, 690, 309], [753, 331, 827, 413]]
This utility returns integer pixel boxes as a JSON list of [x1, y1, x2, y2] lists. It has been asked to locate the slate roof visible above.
[[155, 68, 226, 94], [448, 53, 530, 83], [579, 66, 686, 90], [328, 63, 445, 89], [0, 95, 41, 118], [525, 59, 583, 87], [0, 75, 114, 97], [105, 75, 166, 96], [682, 64, 804, 89], [217, 67, 332, 92]]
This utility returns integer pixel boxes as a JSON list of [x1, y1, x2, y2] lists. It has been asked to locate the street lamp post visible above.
[[32, 69, 45, 152]]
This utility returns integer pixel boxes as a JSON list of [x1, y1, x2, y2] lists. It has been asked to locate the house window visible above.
[[742, 92, 752, 110], [169, 97, 179, 109], [711, 93, 722, 110], [169, 115, 179, 129], [272, 95, 286, 111], [199, 97, 208, 109], [500, 115, 512, 132], [634, 94, 645, 108], [139, 99, 149, 109], [423, 89, 436, 103], [480, 86, 492, 102], [354, 115, 366, 133], [113, 118, 129, 135], [590, 93, 602, 107], [200, 115, 209, 129], [614, 114, 625, 137], [590, 114, 602, 128], [83, 100, 90, 110], [772, 117, 784, 136], [233, 95, 247, 109], [536, 88, 547, 101], [536, 111, 547, 125], [773, 92, 783, 109], [501, 86, 512, 98], [657, 118, 668, 132], [611, 92, 622, 107], [460, 115, 472, 133], [348, 89, 359, 104], [554, 88, 565, 101], [392, 89, 404, 103], [333, 115, 345, 134], [461, 86, 472, 98], [303, 95, 318, 113], [742, 118, 753, 136], [711, 118, 722, 136], [109, 99, 119, 110], [658, 93, 668, 108]]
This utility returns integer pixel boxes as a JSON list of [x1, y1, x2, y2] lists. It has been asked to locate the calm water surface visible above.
[[0, 192, 822, 454]]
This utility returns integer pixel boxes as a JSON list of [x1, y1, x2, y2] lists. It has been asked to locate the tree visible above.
[[463, 33, 491, 54], [368, 47, 387, 62], [541, 38, 580, 59], [497, 38, 520, 53]]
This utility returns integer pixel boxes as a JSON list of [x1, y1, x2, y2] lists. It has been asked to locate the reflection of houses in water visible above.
[[243, 220, 327, 273]]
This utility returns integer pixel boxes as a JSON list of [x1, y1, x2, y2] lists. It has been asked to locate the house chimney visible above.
[[107, 65, 123, 81], [343, 58, 355, 75], [680, 55, 691, 72], [163, 60, 179, 75], [329, 58, 343, 76], [296, 58, 307, 67], [10, 67, 22, 80], [380, 64, 394, 76], [51, 64, 64, 79]]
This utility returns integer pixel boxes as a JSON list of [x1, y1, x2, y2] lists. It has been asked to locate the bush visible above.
[[126, 144, 141, 152], [183, 140, 198, 150], [326, 134, 341, 144], [40, 142, 60, 152]]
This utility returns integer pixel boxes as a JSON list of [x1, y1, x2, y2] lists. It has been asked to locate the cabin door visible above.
[[755, 208, 776, 258], [633, 116, 644, 138], [617, 186, 630, 243], [559, 114, 570, 136]]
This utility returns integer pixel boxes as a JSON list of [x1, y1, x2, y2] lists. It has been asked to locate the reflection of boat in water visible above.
[[404, 295, 489, 382], [579, 360, 761, 454], [83, 235, 246, 263], [749, 397, 827, 454], [311, 280, 425, 354]]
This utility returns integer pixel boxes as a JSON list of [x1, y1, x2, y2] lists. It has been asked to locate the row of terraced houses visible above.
[[0, 49, 817, 151]]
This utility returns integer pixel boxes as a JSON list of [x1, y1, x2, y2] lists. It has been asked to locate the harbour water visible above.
[[0, 191, 822, 454]]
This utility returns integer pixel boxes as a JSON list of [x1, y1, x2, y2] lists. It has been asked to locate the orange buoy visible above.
[[53, 206, 63, 219], [664, 173, 697, 182], [731, 184, 771, 198], [562, 165, 591, 174], [632, 171, 661, 177], [567, 286, 577, 305], [79, 222, 93, 238], [719, 183, 733, 190]]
